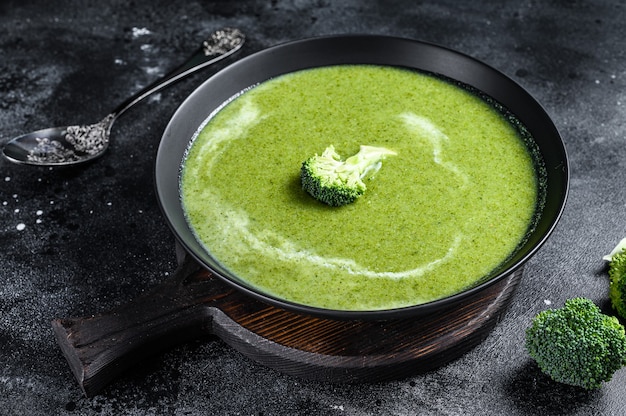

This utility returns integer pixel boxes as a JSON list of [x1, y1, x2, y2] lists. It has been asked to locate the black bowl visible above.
[[155, 34, 569, 320]]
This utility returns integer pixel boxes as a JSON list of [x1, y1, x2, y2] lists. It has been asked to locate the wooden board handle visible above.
[[51, 253, 231, 397]]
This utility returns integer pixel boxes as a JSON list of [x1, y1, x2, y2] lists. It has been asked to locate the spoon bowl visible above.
[[2, 27, 245, 167], [3, 117, 115, 166]]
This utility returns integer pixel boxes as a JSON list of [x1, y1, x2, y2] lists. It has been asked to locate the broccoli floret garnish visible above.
[[608, 249, 626, 320], [300, 145, 397, 206], [525, 297, 626, 389]]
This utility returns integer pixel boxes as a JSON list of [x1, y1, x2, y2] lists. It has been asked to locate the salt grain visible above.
[[132, 27, 151, 37], [144, 66, 160, 75]]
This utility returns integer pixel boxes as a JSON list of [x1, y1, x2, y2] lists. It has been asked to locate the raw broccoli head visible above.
[[300, 144, 396, 207], [608, 249, 626, 320], [525, 297, 626, 389]]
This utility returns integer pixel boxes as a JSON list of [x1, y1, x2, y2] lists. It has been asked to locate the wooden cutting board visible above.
[[52, 246, 522, 397]]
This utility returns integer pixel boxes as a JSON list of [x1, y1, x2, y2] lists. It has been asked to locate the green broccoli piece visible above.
[[300, 144, 396, 206], [608, 249, 626, 320], [525, 297, 626, 389]]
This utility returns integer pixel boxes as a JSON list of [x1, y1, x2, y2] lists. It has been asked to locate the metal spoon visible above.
[[2, 27, 245, 166]]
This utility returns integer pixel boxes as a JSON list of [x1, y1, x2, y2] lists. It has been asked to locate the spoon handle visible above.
[[111, 27, 245, 120]]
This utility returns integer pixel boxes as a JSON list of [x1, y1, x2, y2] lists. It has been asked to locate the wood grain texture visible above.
[[52, 251, 522, 397]]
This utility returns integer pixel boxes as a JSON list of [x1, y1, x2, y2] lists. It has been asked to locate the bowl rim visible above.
[[155, 34, 570, 320]]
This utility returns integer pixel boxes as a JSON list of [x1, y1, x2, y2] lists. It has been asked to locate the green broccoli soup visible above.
[[181, 65, 540, 311]]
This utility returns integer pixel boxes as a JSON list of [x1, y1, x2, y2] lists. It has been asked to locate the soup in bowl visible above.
[[156, 35, 568, 320]]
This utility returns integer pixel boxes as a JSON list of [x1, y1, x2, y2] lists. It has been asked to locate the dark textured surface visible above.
[[1, 1, 625, 415]]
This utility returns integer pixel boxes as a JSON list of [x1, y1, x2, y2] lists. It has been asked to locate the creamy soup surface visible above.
[[181, 65, 539, 311]]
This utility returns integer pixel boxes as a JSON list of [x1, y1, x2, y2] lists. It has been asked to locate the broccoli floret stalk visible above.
[[602, 237, 626, 261], [300, 145, 397, 207], [603, 239, 626, 319], [525, 297, 626, 389], [607, 248, 626, 320]]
